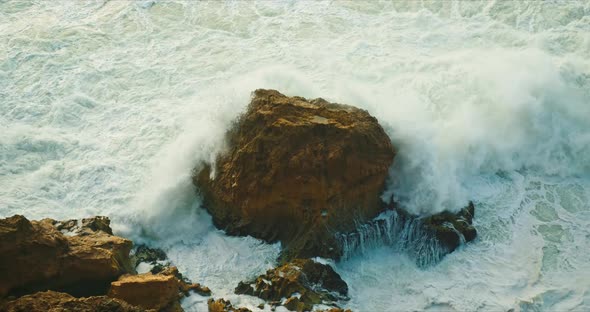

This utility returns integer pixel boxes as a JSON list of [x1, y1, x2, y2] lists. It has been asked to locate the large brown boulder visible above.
[[235, 258, 348, 311], [0, 290, 146, 312], [194, 89, 395, 260], [0, 215, 134, 297]]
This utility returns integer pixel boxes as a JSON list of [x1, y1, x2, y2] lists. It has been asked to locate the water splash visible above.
[[336, 210, 449, 267]]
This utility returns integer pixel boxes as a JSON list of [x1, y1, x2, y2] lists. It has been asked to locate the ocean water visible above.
[[1, 1, 590, 311]]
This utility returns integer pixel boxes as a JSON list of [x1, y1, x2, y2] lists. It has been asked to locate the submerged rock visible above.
[[207, 298, 252, 312], [420, 201, 477, 253], [336, 201, 478, 266], [132, 244, 173, 275], [133, 245, 168, 268], [235, 258, 348, 311], [194, 89, 395, 261], [0, 290, 145, 312], [0, 215, 134, 297]]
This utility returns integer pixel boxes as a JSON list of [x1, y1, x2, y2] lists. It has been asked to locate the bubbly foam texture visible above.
[[1, 1, 589, 311]]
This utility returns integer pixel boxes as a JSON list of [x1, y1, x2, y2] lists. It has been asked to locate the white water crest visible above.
[[1, 1, 590, 311]]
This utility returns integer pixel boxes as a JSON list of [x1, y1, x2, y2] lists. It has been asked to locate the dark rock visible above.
[[150, 263, 166, 275], [335, 201, 477, 267], [235, 259, 348, 311], [420, 201, 477, 252], [134, 245, 167, 266], [283, 297, 304, 311]]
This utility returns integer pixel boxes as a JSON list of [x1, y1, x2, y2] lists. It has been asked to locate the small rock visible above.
[[283, 297, 305, 311], [134, 244, 168, 265], [186, 283, 211, 296], [207, 298, 252, 312], [420, 201, 477, 252]]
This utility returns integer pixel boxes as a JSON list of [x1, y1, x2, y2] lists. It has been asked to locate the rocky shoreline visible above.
[[0, 215, 210, 312], [0, 207, 475, 312], [1, 90, 477, 311], [0, 214, 357, 312]]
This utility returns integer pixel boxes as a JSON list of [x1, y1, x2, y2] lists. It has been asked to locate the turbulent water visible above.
[[2, 1, 590, 311]]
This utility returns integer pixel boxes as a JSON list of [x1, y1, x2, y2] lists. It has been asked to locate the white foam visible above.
[[1, 1, 590, 311]]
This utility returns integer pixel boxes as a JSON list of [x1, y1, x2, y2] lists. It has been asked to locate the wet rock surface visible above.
[[195, 89, 395, 261], [134, 244, 167, 265], [132, 245, 172, 275], [336, 201, 478, 266], [235, 258, 348, 311], [0, 215, 134, 297], [420, 201, 477, 252], [0, 290, 146, 312], [53, 216, 114, 236]]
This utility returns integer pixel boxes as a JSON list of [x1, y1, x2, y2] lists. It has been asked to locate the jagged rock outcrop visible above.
[[235, 259, 348, 311], [0, 290, 146, 312], [207, 298, 252, 312], [0, 215, 134, 297], [194, 89, 395, 261], [109, 265, 210, 312]]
